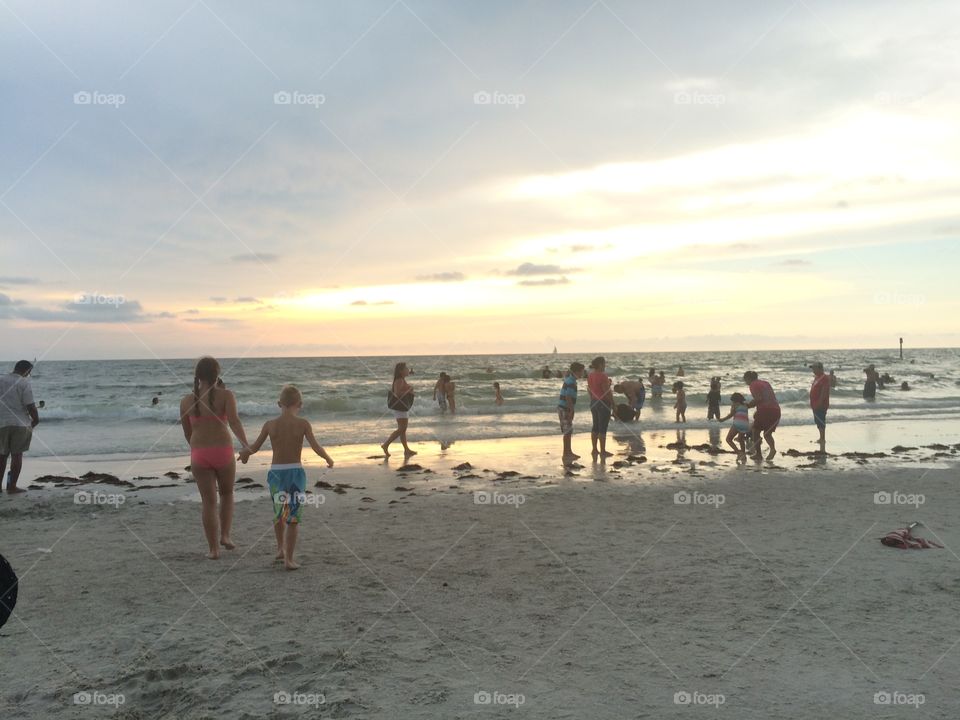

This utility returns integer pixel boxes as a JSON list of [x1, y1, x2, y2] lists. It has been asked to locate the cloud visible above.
[[155, 311, 177, 319], [234, 296, 262, 304], [350, 300, 367, 306], [209, 296, 227, 303], [351, 300, 394, 306], [507, 263, 578, 276], [231, 253, 280, 263], [416, 272, 466, 282], [181, 308, 200, 315], [183, 317, 242, 324], [518, 277, 571, 287], [547, 243, 612, 254], [776, 258, 812, 266], [7, 298, 148, 323], [0, 276, 40, 285]]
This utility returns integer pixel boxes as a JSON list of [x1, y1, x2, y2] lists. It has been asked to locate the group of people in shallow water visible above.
[[553, 359, 845, 466]]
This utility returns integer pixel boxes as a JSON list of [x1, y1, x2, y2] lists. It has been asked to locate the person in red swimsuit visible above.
[[180, 356, 251, 559], [743, 370, 781, 461]]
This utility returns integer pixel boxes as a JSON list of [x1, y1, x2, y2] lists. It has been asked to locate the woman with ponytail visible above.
[[179, 356, 250, 559]]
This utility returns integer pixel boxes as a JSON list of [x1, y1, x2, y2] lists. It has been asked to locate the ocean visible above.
[[15, 348, 960, 460]]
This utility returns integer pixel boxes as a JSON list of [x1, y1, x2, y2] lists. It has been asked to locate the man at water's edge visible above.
[[0, 360, 41, 494]]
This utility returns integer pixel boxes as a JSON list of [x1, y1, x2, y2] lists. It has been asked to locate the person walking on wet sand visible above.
[[0, 361, 40, 494], [558, 361, 585, 465], [743, 370, 781, 460], [179, 356, 251, 559], [239, 385, 333, 570], [809, 361, 831, 448], [382, 362, 416, 458]]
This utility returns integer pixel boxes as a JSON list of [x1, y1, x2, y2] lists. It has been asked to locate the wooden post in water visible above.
[[899, 337, 903, 360]]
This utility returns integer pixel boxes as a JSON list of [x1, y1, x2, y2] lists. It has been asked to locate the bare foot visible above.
[[766, 449, 778, 461], [284, 560, 301, 571], [207, 550, 220, 560], [570, 452, 581, 460], [404, 449, 417, 457], [601, 451, 614, 458], [6, 486, 27, 494], [380, 443, 390, 458], [276, 548, 285, 560], [591, 449, 600, 458], [220, 538, 236, 550]]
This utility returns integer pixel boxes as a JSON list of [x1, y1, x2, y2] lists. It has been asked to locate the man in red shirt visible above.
[[809, 361, 831, 447]]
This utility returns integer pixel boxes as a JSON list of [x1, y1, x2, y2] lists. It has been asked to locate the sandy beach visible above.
[[3, 432, 960, 719]]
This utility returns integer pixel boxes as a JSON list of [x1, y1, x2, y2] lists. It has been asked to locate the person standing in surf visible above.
[[809, 361, 831, 448], [179, 356, 250, 559], [382, 362, 416, 458], [0, 360, 40, 494], [587, 357, 614, 459]]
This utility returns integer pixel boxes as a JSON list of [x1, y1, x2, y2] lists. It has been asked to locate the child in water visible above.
[[719, 392, 751, 456], [673, 381, 687, 423], [239, 385, 333, 570], [707, 377, 721, 420], [493, 382, 504, 406]]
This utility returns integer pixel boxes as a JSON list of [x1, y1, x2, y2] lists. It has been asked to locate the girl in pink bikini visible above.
[[179, 356, 251, 559]]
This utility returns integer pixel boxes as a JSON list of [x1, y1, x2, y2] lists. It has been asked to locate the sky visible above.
[[1, 0, 959, 360]]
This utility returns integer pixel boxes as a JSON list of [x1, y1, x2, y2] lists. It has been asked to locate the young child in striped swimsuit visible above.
[[719, 392, 751, 456]]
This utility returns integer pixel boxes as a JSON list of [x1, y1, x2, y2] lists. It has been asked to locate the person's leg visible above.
[[398, 418, 415, 456], [764, 430, 777, 459], [562, 432, 573, 461], [193, 467, 220, 559], [382, 421, 402, 456], [273, 519, 285, 559], [590, 404, 600, 456], [6, 453, 25, 493], [599, 406, 612, 457], [725, 428, 739, 453], [0, 453, 8, 490], [284, 522, 300, 570], [215, 460, 236, 549]]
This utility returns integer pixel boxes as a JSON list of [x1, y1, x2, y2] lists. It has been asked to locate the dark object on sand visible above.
[[453, 462, 473, 471], [615, 403, 634, 422], [396, 464, 423, 472], [0, 553, 18, 629]]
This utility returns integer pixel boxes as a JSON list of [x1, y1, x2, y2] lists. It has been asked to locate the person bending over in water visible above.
[[743, 370, 781, 460], [614, 379, 645, 421], [180, 356, 250, 559], [382, 362, 416, 458], [493, 382, 504, 406], [240, 385, 333, 570]]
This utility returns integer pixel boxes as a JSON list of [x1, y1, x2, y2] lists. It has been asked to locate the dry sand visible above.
[[2, 435, 960, 718]]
